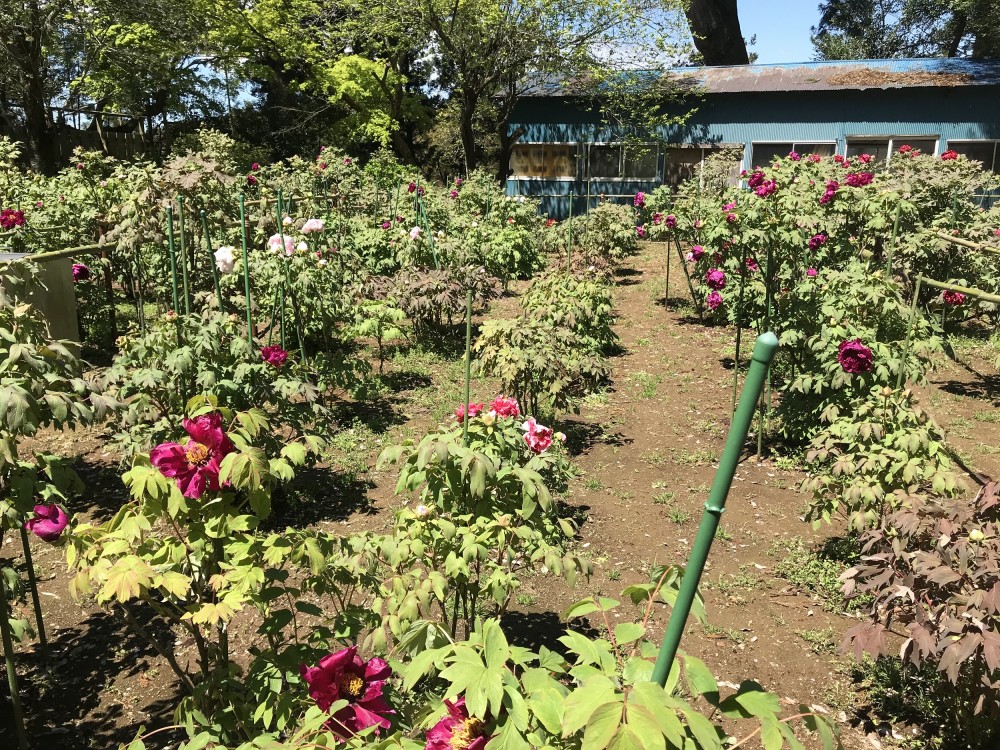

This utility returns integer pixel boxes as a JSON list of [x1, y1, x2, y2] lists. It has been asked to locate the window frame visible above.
[[586, 141, 661, 181], [845, 135, 940, 162], [508, 141, 579, 181], [749, 141, 837, 168], [945, 139, 999, 172]]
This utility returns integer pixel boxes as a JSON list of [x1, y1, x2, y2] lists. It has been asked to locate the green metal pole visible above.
[[0, 561, 30, 750], [650, 332, 778, 688], [758, 242, 775, 457], [177, 196, 190, 315], [18, 528, 47, 658], [166, 206, 180, 313], [201, 209, 223, 307], [463, 290, 473, 444], [238, 195, 253, 347], [897, 277, 923, 389]]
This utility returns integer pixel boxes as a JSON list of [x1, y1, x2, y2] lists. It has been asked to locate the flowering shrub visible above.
[[842, 481, 1000, 744], [802, 387, 961, 530], [574, 202, 639, 266], [521, 269, 618, 353]]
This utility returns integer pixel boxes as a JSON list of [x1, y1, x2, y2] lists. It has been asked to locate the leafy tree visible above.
[[812, 0, 1000, 60]]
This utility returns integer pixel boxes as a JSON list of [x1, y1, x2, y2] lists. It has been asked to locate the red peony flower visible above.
[[260, 345, 288, 368], [942, 289, 966, 305], [72, 263, 91, 282], [837, 338, 874, 374], [941, 150, 958, 161], [455, 402, 484, 423], [24, 503, 69, 542], [425, 697, 490, 750], [300, 646, 394, 737], [898, 144, 912, 153], [150, 413, 235, 499], [489, 396, 520, 418]]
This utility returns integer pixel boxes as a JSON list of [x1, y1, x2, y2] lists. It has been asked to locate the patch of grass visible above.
[[327, 419, 381, 478], [641, 450, 669, 466], [770, 536, 863, 611], [973, 409, 1000, 424], [607, 568, 622, 581], [666, 508, 691, 524], [693, 418, 724, 438], [516, 592, 536, 606], [977, 443, 1000, 455], [687, 483, 711, 495], [636, 337, 651, 347], [710, 566, 766, 596], [652, 491, 676, 505], [797, 628, 837, 655], [703, 623, 746, 644], [950, 416, 972, 430], [584, 477, 603, 491], [631, 371, 663, 399], [772, 454, 799, 471], [582, 389, 610, 407], [673, 448, 718, 466], [714, 525, 733, 542]]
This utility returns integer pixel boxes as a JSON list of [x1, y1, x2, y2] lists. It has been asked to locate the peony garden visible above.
[[0, 131, 999, 750]]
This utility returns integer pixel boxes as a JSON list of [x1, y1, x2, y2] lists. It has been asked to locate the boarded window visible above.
[[509, 144, 576, 178], [947, 141, 999, 172]]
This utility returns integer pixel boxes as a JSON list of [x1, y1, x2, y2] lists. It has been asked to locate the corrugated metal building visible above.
[[506, 58, 1000, 217]]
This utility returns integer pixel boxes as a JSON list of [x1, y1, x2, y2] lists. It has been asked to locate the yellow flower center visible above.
[[340, 673, 365, 700], [185, 442, 211, 466], [451, 717, 485, 748]]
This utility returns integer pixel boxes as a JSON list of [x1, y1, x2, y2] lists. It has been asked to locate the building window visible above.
[[845, 136, 938, 162], [750, 142, 835, 168], [587, 144, 659, 180], [663, 146, 743, 187], [509, 144, 576, 178], [946, 141, 999, 172]]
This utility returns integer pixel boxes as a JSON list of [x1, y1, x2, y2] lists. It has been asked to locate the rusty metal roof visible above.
[[524, 58, 1000, 97]]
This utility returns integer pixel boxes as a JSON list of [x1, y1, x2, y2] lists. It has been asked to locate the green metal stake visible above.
[[0, 562, 30, 750], [177, 196, 191, 315], [200, 210, 223, 307], [18, 528, 47, 659], [238, 195, 254, 346], [463, 290, 473, 444], [650, 332, 779, 688], [897, 276, 923, 389], [166, 206, 180, 313], [758, 242, 775, 457]]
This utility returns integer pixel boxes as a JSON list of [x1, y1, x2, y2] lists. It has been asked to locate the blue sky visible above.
[[738, 1, 821, 64]]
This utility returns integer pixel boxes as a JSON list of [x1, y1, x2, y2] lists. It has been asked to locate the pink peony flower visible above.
[[301, 218, 326, 234], [455, 177, 463, 186], [754, 179, 777, 197], [260, 345, 288, 368], [808, 233, 826, 250], [489, 396, 520, 418], [455, 402, 484, 423], [747, 169, 765, 189], [425, 697, 490, 750], [300, 646, 394, 737], [807, 154, 822, 163], [268, 234, 295, 254], [726, 212, 737, 223], [24, 503, 68, 542], [72, 263, 91, 282], [706, 290, 723, 311], [788, 150, 800, 161], [845, 172, 874, 188], [635, 225, 646, 238], [898, 144, 912, 153], [409, 226, 422, 240], [705, 268, 726, 290], [806, 267, 818, 277], [633, 192, 646, 208], [251, 162, 259, 171], [941, 150, 958, 161], [381, 220, 391, 229], [723, 202, 735, 211], [150, 413, 235, 499], [522, 417, 553, 453], [942, 289, 966, 305], [664, 214, 677, 229], [837, 338, 874, 374], [449, 190, 459, 199]]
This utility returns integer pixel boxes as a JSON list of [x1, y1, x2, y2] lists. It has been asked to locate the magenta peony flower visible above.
[[489, 396, 520, 418], [747, 169, 765, 189], [837, 338, 874, 374], [688, 245, 705, 261], [300, 646, 394, 737], [247, 174, 258, 186], [664, 214, 677, 229], [941, 150, 958, 161], [407, 182, 417, 194], [24, 503, 69, 542], [449, 190, 459, 199], [417, 186, 425, 197], [343, 157, 352, 165], [0, 208, 25, 230], [150, 413, 235, 499], [72, 263, 91, 282], [808, 233, 826, 250], [723, 202, 735, 211], [705, 268, 726, 290], [635, 225, 646, 238], [251, 162, 260, 171], [845, 172, 874, 188], [807, 267, 818, 277], [319, 162, 328, 170], [260, 345, 288, 368], [381, 220, 391, 229], [819, 179, 839, 205], [455, 177, 463, 186], [788, 150, 800, 161], [726, 212, 737, 223], [633, 192, 646, 208], [942, 289, 966, 305], [522, 417, 553, 453], [455, 402, 484, 423], [754, 179, 777, 197], [425, 698, 490, 750], [834, 154, 845, 164], [745, 257, 759, 272], [706, 290, 723, 311]]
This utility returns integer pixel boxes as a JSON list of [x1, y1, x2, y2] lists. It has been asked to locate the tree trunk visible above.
[[686, 0, 750, 66], [19, 0, 59, 173], [459, 93, 480, 175]]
